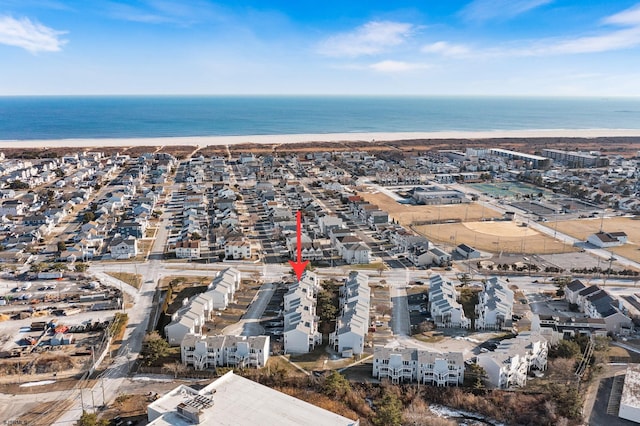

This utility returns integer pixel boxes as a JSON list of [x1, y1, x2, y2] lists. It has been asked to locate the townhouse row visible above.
[[164, 268, 241, 346], [428, 275, 513, 331], [329, 272, 370, 357], [372, 346, 464, 386]]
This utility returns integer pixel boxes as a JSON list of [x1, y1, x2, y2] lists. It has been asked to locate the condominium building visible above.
[[181, 334, 270, 370], [164, 268, 241, 346], [477, 332, 548, 389], [329, 272, 370, 356], [283, 272, 322, 354], [475, 277, 513, 330], [372, 346, 464, 386], [428, 275, 471, 329]]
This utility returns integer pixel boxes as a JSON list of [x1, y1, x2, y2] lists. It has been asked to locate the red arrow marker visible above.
[[289, 210, 309, 281]]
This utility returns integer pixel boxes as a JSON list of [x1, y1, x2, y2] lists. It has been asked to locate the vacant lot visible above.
[[554, 217, 640, 262], [358, 191, 501, 226], [414, 221, 574, 254]]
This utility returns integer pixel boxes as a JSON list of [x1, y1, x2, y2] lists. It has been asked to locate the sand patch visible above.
[[463, 221, 539, 237]]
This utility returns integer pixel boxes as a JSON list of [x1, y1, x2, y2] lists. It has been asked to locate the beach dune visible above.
[[2, 129, 640, 149]]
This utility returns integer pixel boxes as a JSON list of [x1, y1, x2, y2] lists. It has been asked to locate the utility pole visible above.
[[101, 378, 106, 407]]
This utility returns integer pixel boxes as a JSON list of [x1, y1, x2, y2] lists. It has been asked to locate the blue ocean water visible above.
[[1, 96, 640, 140]]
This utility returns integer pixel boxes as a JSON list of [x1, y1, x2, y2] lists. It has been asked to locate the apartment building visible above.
[[181, 334, 270, 370], [329, 272, 370, 356], [475, 277, 514, 331], [164, 268, 240, 346], [283, 272, 322, 354], [477, 332, 548, 389], [372, 346, 464, 386], [428, 275, 471, 329]]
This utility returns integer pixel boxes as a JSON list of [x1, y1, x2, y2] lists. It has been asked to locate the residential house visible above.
[[117, 220, 146, 239], [426, 247, 452, 266], [175, 240, 201, 259], [108, 236, 138, 260], [225, 237, 252, 260], [0, 200, 25, 216]]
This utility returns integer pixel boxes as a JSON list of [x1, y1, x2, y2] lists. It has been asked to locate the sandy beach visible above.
[[2, 129, 640, 149]]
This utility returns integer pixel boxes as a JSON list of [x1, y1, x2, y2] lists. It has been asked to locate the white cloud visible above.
[[603, 3, 640, 26], [523, 3, 640, 55], [430, 3, 640, 58], [369, 60, 430, 72], [460, 0, 552, 22], [317, 21, 415, 57], [0, 15, 66, 53], [106, 0, 221, 25], [422, 41, 471, 57]]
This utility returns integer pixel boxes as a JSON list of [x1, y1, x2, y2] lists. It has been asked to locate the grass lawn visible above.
[[106, 272, 142, 289]]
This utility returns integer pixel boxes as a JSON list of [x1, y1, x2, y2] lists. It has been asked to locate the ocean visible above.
[[1, 96, 640, 140]]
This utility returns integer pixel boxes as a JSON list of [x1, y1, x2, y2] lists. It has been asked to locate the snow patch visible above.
[[20, 380, 56, 387]]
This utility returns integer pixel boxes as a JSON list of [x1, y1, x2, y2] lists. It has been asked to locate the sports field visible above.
[[358, 191, 501, 226], [466, 182, 547, 198], [414, 221, 574, 254], [554, 217, 640, 262]]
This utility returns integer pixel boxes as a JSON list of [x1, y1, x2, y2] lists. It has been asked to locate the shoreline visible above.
[[3, 129, 640, 148]]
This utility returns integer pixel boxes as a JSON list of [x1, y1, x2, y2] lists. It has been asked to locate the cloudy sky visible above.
[[2, 0, 640, 95]]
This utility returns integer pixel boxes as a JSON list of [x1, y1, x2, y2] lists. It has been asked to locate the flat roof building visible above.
[[620, 364, 640, 423], [147, 371, 359, 426], [541, 149, 609, 168], [489, 148, 552, 169]]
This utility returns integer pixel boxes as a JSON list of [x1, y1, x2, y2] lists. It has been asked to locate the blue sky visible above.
[[2, 0, 640, 95]]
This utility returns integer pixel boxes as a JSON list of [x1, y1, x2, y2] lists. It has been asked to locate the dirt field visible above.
[[554, 217, 640, 262], [358, 191, 501, 226], [414, 221, 575, 254]]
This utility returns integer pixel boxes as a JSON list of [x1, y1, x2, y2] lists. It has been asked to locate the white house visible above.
[[175, 240, 201, 259], [108, 236, 138, 260], [372, 346, 464, 386], [225, 237, 252, 260], [475, 277, 513, 330], [587, 231, 628, 248], [181, 334, 270, 370], [341, 242, 371, 264], [329, 272, 370, 356], [428, 275, 471, 329], [477, 332, 547, 389]]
